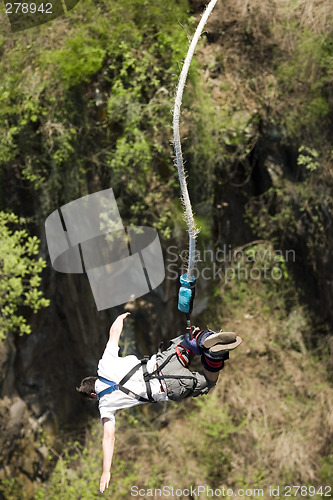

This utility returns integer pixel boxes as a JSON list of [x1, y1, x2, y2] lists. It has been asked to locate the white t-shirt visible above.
[[95, 341, 168, 424]]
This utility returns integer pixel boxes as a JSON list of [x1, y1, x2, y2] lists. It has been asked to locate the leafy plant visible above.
[[297, 145, 320, 172], [0, 212, 49, 340]]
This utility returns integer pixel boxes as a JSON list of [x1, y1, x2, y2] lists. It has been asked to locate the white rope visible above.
[[173, 0, 219, 280]]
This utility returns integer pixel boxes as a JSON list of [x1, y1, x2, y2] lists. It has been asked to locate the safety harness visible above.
[[97, 345, 199, 402]]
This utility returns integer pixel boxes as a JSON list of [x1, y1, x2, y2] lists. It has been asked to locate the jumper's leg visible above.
[[203, 367, 220, 384], [184, 329, 242, 356], [195, 330, 243, 380]]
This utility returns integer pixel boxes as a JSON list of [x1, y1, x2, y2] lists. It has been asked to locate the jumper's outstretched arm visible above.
[[100, 418, 116, 494], [108, 312, 131, 347]]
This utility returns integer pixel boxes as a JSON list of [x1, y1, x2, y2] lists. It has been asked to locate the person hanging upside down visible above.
[[76, 312, 242, 494]]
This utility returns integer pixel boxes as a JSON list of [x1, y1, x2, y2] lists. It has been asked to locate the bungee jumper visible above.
[[76, 313, 242, 493], [76, 0, 243, 494]]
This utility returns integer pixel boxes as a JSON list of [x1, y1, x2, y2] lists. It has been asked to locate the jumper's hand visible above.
[[100, 471, 111, 493], [120, 312, 131, 320], [192, 326, 200, 336]]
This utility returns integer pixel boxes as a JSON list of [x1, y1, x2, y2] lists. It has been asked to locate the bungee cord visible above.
[[173, 0, 219, 280]]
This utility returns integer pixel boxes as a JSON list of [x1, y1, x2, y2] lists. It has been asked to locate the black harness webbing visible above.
[[98, 348, 199, 403], [98, 359, 156, 403], [141, 359, 154, 402]]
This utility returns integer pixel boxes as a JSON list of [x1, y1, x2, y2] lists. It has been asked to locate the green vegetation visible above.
[[0, 478, 26, 500], [0, 212, 49, 340], [245, 145, 330, 272], [0, 0, 193, 230], [276, 26, 333, 135]]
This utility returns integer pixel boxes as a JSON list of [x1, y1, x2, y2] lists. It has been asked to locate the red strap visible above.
[[175, 345, 189, 368], [180, 343, 196, 357], [204, 357, 223, 368], [195, 330, 201, 340]]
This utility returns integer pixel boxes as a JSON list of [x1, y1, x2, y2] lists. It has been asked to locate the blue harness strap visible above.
[[97, 377, 119, 400]]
